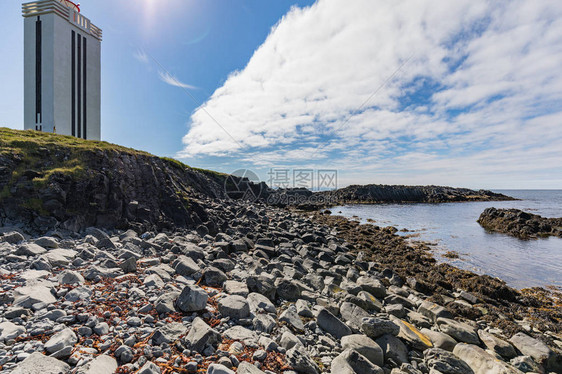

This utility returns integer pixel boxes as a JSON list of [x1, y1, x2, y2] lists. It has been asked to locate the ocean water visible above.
[[331, 190, 562, 290]]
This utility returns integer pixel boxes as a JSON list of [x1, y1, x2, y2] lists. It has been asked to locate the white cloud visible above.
[[133, 48, 149, 64], [179, 0, 562, 188], [158, 71, 197, 90]]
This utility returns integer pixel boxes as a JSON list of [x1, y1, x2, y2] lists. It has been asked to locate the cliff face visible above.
[[478, 207, 562, 239], [316, 184, 514, 204], [0, 128, 244, 233]]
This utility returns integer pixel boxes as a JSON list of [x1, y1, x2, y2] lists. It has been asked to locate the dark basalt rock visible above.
[[478, 207, 562, 239]]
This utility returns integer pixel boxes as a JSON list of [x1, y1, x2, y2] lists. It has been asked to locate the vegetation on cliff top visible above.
[[0, 127, 225, 190]]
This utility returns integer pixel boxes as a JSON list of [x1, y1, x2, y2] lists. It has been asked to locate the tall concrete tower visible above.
[[22, 0, 102, 140]]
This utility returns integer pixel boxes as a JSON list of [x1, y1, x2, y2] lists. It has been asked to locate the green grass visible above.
[[0, 127, 152, 155]]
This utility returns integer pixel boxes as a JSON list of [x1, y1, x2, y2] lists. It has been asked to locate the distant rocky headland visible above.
[[0, 128, 560, 374], [478, 207, 562, 239], [315, 184, 514, 205]]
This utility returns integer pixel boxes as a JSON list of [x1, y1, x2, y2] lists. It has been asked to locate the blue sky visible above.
[[1, 0, 562, 189]]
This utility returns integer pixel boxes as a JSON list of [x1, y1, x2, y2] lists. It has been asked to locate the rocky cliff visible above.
[[316, 184, 513, 204], [478, 207, 562, 239], [0, 128, 264, 234]]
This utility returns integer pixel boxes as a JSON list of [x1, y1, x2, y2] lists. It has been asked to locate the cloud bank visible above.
[[179, 0, 562, 188]]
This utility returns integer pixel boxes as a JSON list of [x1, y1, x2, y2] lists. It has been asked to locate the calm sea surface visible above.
[[331, 190, 562, 289]]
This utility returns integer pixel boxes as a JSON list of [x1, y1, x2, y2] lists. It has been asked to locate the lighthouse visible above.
[[22, 0, 102, 140]]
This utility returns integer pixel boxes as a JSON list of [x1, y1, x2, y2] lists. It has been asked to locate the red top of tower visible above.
[[58, 0, 80, 12]]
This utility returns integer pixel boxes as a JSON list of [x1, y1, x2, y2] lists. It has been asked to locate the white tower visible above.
[[22, 0, 102, 140]]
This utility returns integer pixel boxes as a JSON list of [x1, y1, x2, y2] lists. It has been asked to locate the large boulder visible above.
[[509, 332, 560, 371], [340, 302, 370, 331], [330, 349, 384, 374], [237, 361, 267, 374], [340, 334, 384, 366], [75, 354, 118, 374], [13, 285, 56, 308], [437, 317, 480, 345], [424, 347, 474, 374], [0, 321, 25, 342], [218, 295, 250, 319], [361, 317, 399, 339], [184, 317, 221, 353], [317, 308, 352, 339], [286, 346, 320, 374], [356, 276, 386, 298], [453, 343, 523, 374], [478, 330, 516, 359], [176, 284, 208, 312], [391, 317, 433, 350], [375, 334, 409, 365], [152, 322, 188, 345], [11, 352, 70, 374], [16, 243, 47, 256], [44, 328, 78, 354]]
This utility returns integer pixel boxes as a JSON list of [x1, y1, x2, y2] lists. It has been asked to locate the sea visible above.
[[331, 190, 562, 290]]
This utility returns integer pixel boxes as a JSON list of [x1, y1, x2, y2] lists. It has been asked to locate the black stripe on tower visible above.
[[36, 16, 42, 124], [71, 30, 75, 136], [77, 34, 81, 139], [83, 36, 87, 139]]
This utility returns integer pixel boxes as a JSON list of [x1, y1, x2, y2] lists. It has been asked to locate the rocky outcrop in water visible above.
[[316, 184, 513, 205], [478, 208, 562, 239]]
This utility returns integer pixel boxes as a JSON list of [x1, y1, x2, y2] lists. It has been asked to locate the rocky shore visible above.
[[478, 208, 562, 239], [0, 200, 561, 374]]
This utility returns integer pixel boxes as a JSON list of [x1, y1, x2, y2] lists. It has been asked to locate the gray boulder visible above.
[[509, 332, 558, 370], [340, 334, 384, 366], [453, 343, 523, 374], [424, 347, 474, 374], [153, 322, 188, 345], [13, 285, 56, 308], [75, 354, 117, 374], [421, 328, 457, 351], [176, 284, 208, 312], [478, 330, 516, 359], [45, 328, 78, 354], [218, 295, 250, 319], [280, 305, 305, 331], [16, 243, 47, 256], [11, 352, 70, 374], [174, 255, 200, 277], [247, 292, 276, 313], [361, 317, 400, 339], [237, 361, 267, 374], [58, 270, 85, 285], [330, 349, 384, 374], [207, 364, 235, 374], [317, 308, 352, 339], [184, 317, 221, 353], [340, 302, 370, 331], [437, 317, 480, 345], [286, 346, 320, 374], [276, 278, 302, 301], [137, 361, 162, 374], [375, 334, 409, 365], [0, 321, 25, 342], [203, 266, 227, 287], [356, 276, 386, 298]]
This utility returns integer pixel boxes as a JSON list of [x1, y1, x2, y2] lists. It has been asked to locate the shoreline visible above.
[[309, 211, 562, 337]]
